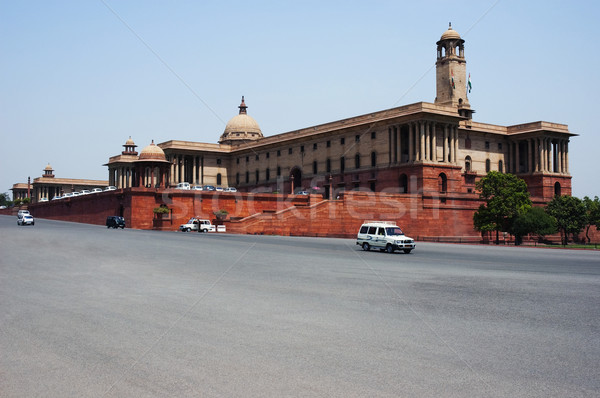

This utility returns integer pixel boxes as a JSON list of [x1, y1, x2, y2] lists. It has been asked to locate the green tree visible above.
[[511, 206, 557, 245], [582, 196, 600, 243], [0, 192, 12, 207], [546, 195, 587, 245], [473, 171, 532, 244]]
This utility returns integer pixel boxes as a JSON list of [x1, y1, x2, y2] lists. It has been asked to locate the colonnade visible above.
[[388, 121, 459, 165], [170, 154, 204, 186], [507, 137, 569, 175], [35, 185, 61, 200], [109, 166, 135, 188]]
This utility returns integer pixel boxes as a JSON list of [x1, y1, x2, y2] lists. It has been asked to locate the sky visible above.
[[1, 0, 598, 198]]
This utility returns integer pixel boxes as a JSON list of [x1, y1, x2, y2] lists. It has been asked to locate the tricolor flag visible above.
[[451, 71, 455, 89], [467, 73, 472, 93]]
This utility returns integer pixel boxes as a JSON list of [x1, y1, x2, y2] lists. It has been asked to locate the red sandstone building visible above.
[[26, 26, 576, 239]]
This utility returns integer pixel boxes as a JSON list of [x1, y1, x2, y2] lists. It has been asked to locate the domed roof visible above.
[[138, 140, 166, 161], [44, 163, 53, 171], [441, 24, 461, 41], [125, 136, 136, 146], [219, 96, 263, 145]]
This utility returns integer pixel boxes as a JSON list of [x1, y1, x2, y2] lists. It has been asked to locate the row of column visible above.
[[508, 137, 569, 175], [388, 121, 459, 164], [36, 185, 61, 200], [110, 167, 134, 188], [170, 154, 204, 185]]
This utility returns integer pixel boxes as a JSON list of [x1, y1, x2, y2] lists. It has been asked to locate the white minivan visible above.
[[356, 221, 415, 253]]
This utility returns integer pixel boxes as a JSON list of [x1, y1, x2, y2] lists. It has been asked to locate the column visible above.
[[408, 124, 414, 162], [393, 126, 398, 163], [431, 123, 437, 162], [424, 122, 430, 161], [515, 141, 520, 173], [193, 156, 197, 185], [181, 156, 186, 183], [397, 125, 402, 163], [565, 141, 569, 174], [388, 127, 392, 164], [170, 157, 175, 184], [453, 127, 458, 164], [419, 122, 425, 161], [442, 125, 448, 163]]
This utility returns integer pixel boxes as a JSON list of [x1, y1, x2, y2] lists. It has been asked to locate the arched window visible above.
[[399, 174, 408, 194], [216, 173, 222, 186], [498, 160, 504, 173], [554, 182, 561, 196], [438, 173, 447, 193], [371, 151, 377, 167], [355, 153, 360, 169], [465, 156, 472, 172], [485, 159, 491, 173]]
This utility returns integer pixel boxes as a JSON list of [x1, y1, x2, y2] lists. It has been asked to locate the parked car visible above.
[[63, 192, 74, 198], [356, 221, 415, 253], [215, 186, 224, 192], [52, 196, 62, 200], [104, 186, 117, 192], [175, 182, 191, 190], [17, 214, 34, 226], [296, 191, 309, 195], [192, 185, 204, 191], [106, 216, 125, 229], [39, 197, 48, 202], [202, 185, 216, 191], [224, 187, 237, 192], [80, 189, 91, 195], [91, 188, 103, 193]]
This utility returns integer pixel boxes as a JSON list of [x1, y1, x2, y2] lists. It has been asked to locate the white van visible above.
[[356, 221, 415, 253]]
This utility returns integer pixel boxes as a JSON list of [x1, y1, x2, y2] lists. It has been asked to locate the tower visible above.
[[435, 24, 473, 118]]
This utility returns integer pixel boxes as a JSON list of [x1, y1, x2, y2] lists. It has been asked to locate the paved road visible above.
[[1, 215, 599, 397]]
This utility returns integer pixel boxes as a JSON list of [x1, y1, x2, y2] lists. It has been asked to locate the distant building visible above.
[[11, 164, 108, 202], [106, 25, 575, 201]]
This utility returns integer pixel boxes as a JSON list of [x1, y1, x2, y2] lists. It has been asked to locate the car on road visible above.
[[17, 210, 30, 217], [356, 221, 415, 253], [80, 189, 91, 195], [17, 214, 35, 226], [224, 187, 237, 192], [106, 216, 125, 229], [192, 185, 203, 191], [91, 188, 103, 193], [175, 182, 191, 190], [202, 185, 216, 191], [104, 186, 117, 192]]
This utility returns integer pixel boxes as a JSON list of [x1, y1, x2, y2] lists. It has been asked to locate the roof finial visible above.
[[239, 96, 248, 115], [449, 22, 452, 29]]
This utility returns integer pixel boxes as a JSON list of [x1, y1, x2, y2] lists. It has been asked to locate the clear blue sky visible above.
[[1, 0, 598, 198]]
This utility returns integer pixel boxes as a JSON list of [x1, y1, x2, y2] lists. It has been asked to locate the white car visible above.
[[80, 189, 91, 195], [192, 185, 203, 191], [91, 188, 103, 193], [17, 210, 30, 217], [39, 197, 48, 202], [18, 214, 34, 226], [52, 196, 62, 200], [104, 186, 117, 192], [63, 192, 74, 198], [356, 221, 415, 254], [175, 182, 191, 190], [224, 187, 237, 192]]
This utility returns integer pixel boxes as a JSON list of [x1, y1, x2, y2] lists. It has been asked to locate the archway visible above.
[[290, 167, 302, 194], [399, 173, 408, 194], [554, 182, 561, 196]]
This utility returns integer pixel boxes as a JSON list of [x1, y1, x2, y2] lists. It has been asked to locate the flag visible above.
[[467, 73, 472, 93], [451, 71, 455, 89]]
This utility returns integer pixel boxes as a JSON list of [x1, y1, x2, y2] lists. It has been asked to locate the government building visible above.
[[106, 25, 574, 202]]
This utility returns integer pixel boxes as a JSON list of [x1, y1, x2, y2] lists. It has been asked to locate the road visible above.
[[1, 215, 599, 397]]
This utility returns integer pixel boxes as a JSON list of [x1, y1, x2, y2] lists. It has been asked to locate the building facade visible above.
[[106, 25, 574, 201]]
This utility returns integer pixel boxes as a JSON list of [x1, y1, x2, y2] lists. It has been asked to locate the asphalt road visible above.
[[1, 215, 599, 397]]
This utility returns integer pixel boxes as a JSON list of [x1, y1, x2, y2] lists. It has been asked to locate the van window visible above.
[[378, 228, 385, 236], [368, 226, 377, 234], [360, 226, 368, 234], [385, 227, 403, 236]]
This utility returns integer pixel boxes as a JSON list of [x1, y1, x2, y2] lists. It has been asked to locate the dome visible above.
[[125, 136, 136, 146], [138, 140, 166, 161], [219, 96, 263, 145], [44, 163, 53, 171], [441, 25, 461, 41]]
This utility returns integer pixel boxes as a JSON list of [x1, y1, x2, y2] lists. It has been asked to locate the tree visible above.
[[473, 171, 532, 244], [511, 206, 557, 245], [546, 195, 587, 245], [0, 192, 12, 207], [582, 196, 600, 243]]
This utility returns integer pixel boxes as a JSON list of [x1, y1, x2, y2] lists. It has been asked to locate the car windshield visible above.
[[385, 227, 404, 236]]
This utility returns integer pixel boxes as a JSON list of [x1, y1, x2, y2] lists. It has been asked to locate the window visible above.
[[236, 158, 240, 165], [367, 226, 377, 234], [554, 182, 561, 196], [326, 140, 331, 148], [288, 148, 293, 155], [371, 152, 377, 167], [277, 166, 281, 176], [485, 141, 490, 150], [498, 143, 503, 150], [465, 156, 472, 172], [326, 158, 331, 173], [300, 145, 304, 153], [340, 157, 345, 173], [313, 161, 318, 174], [341, 137, 345, 145], [371, 131, 376, 139], [266, 152, 270, 159], [485, 159, 491, 172], [246, 156, 249, 163], [245, 171, 249, 183], [266, 168, 270, 181], [255, 154, 259, 160], [277, 150, 281, 157], [216, 173, 222, 185], [313, 143, 317, 150], [255, 170, 259, 182], [217, 158, 221, 165], [355, 135, 360, 143], [438, 173, 447, 193], [236, 173, 239, 185], [499, 160, 504, 173], [370, 182, 376, 192], [355, 153, 360, 169], [465, 136, 471, 149]]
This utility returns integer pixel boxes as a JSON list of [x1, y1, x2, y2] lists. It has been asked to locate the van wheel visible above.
[[386, 244, 394, 253], [202, 229, 208, 233], [186, 228, 191, 232], [362, 242, 370, 251], [403, 249, 412, 254]]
